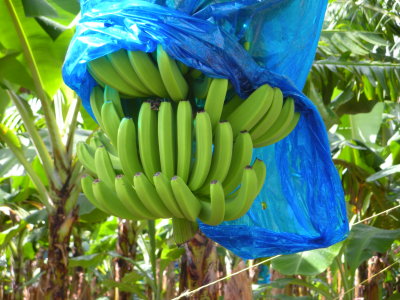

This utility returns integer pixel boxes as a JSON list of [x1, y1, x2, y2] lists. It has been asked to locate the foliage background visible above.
[[0, 0, 399, 299]]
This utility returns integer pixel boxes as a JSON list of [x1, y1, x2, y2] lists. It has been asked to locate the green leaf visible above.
[[386, 292, 400, 300], [22, 0, 58, 18], [267, 278, 334, 299], [22, 242, 35, 259], [79, 106, 99, 130], [69, 253, 106, 268], [0, 87, 11, 121], [31, 156, 49, 187], [362, 74, 375, 100], [0, 148, 36, 178], [77, 194, 108, 223], [390, 141, 400, 165], [35, 16, 67, 40], [0, 222, 26, 250], [103, 272, 145, 295], [345, 224, 400, 271], [366, 164, 400, 182], [0, 54, 35, 91], [47, 0, 80, 25], [160, 247, 185, 261], [271, 242, 343, 276], [349, 102, 385, 145], [0, 0, 70, 97], [24, 209, 47, 224], [330, 84, 354, 111]]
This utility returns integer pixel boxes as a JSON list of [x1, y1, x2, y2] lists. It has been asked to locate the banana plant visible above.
[[0, 0, 81, 298]]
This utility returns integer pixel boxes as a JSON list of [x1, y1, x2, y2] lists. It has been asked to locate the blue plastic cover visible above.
[[63, 0, 349, 259]]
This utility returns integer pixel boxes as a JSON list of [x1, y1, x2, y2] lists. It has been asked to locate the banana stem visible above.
[[4, 0, 68, 176], [147, 220, 159, 300], [335, 256, 351, 300], [65, 98, 81, 159], [6, 88, 60, 189], [0, 132, 53, 210]]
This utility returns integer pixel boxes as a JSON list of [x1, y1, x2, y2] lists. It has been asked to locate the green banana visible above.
[[92, 179, 135, 220], [81, 175, 109, 213], [90, 86, 104, 127], [138, 102, 161, 180], [92, 131, 117, 156], [224, 166, 258, 221], [90, 133, 122, 171], [191, 75, 212, 99], [171, 176, 201, 222], [253, 97, 296, 146], [76, 142, 97, 175], [188, 111, 213, 191], [134, 172, 173, 218], [198, 180, 225, 225], [153, 172, 185, 218], [189, 68, 203, 80], [101, 101, 121, 148], [94, 146, 117, 189], [115, 175, 155, 219], [221, 95, 243, 120], [255, 112, 300, 148], [197, 121, 233, 195], [89, 71, 105, 88], [226, 84, 274, 136], [157, 45, 188, 101], [89, 135, 102, 149], [88, 56, 146, 97], [250, 88, 284, 141], [177, 61, 189, 75], [204, 78, 228, 129], [252, 159, 267, 195], [107, 49, 152, 95], [104, 85, 124, 118], [176, 100, 193, 182], [117, 118, 143, 181], [158, 101, 176, 179], [128, 51, 168, 98], [222, 130, 253, 196]]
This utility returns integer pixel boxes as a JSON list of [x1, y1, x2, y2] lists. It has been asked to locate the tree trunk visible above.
[[224, 260, 252, 300], [43, 200, 78, 299], [355, 262, 367, 298], [71, 229, 91, 300], [114, 219, 138, 300], [163, 262, 177, 299], [366, 255, 383, 300], [179, 232, 219, 299]]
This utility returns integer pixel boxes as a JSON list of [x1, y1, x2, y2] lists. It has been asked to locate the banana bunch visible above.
[[77, 87, 267, 242], [80, 46, 301, 242]]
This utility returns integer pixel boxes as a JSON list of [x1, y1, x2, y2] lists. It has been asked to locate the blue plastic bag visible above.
[[63, 0, 349, 259]]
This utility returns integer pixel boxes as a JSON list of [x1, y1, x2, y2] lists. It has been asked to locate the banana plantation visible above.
[[0, 0, 399, 299]]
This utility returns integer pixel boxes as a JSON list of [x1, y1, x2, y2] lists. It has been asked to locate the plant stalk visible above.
[[65, 98, 81, 159], [4, 0, 69, 176], [335, 256, 351, 300], [147, 220, 159, 300], [6, 88, 60, 188]]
